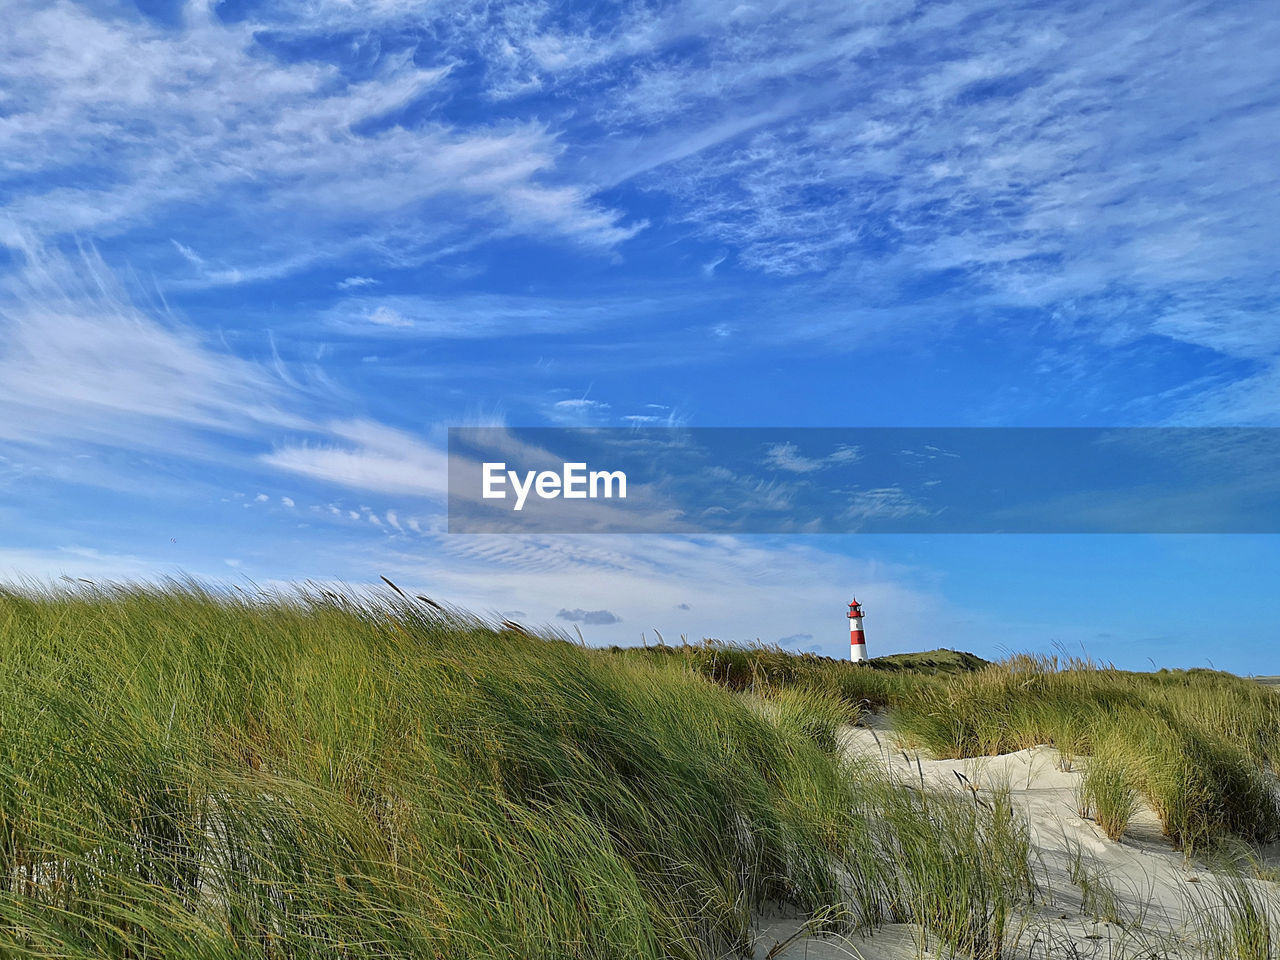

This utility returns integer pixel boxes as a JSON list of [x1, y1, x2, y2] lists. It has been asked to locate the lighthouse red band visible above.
[[848, 597, 868, 663]]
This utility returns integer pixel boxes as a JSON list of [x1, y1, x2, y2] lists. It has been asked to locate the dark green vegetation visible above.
[[618, 640, 986, 711], [868, 648, 990, 673], [0, 585, 1032, 960]]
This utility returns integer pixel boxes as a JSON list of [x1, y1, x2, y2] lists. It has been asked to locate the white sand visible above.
[[751, 713, 1279, 959]]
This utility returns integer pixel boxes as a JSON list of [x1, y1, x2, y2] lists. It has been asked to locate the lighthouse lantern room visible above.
[[847, 598, 868, 663]]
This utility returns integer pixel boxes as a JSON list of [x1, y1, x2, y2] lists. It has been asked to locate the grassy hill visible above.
[[2, 583, 1278, 958], [0, 584, 1030, 960], [621, 639, 1280, 854]]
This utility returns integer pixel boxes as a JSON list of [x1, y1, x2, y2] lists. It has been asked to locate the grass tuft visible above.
[[1079, 731, 1141, 842]]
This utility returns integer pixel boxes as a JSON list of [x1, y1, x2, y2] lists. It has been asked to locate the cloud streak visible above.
[[262, 420, 450, 498], [0, 1, 640, 271], [0, 241, 296, 450]]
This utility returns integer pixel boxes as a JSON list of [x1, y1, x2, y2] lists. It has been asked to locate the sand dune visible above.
[[753, 713, 1280, 959]]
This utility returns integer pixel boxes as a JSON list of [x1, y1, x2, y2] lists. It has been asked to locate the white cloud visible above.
[[395, 0, 1275, 381], [547, 396, 611, 425], [170, 239, 243, 285], [0, 1, 640, 271], [337, 276, 379, 290], [844, 488, 933, 524], [372, 531, 962, 657], [368, 306, 412, 328], [764, 442, 861, 474], [325, 292, 692, 340], [0, 242, 482, 519], [0, 242, 299, 451], [172, 241, 202, 266], [554, 398, 609, 411], [622, 2, 1280, 359], [261, 419, 449, 497], [1160, 361, 1280, 427], [5, 0, 1276, 387], [0, 544, 159, 583]]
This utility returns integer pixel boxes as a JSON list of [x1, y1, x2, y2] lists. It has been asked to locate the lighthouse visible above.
[[848, 598, 868, 663]]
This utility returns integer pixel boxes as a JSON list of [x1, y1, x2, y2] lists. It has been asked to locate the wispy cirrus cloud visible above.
[[259, 0, 1280, 422], [596, 0, 1280, 365], [9, 0, 1276, 411], [261, 420, 450, 498], [0, 241, 298, 450], [322, 291, 699, 340], [764, 442, 860, 474], [0, 0, 641, 273], [0, 242, 462, 505]]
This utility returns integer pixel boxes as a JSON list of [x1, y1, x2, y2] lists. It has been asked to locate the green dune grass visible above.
[[5, 583, 1274, 958], [642, 640, 1280, 856], [886, 654, 1280, 854], [0, 583, 1033, 960]]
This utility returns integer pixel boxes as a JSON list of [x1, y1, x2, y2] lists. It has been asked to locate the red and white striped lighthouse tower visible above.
[[848, 597, 868, 663]]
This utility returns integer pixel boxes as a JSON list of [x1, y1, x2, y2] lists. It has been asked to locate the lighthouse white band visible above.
[[848, 606, 867, 662]]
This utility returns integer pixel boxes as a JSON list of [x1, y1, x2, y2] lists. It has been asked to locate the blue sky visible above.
[[2, 0, 1279, 671]]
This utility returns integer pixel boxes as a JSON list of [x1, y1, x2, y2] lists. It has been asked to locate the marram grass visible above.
[[1077, 729, 1141, 842], [654, 641, 1280, 855], [890, 653, 1280, 853], [0, 582, 1034, 960]]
